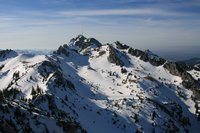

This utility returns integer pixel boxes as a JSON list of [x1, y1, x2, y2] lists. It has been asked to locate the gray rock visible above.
[[71, 35, 102, 51], [107, 45, 124, 66], [163, 62, 184, 76], [128, 48, 166, 66], [54, 45, 69, 56], [164, 61, 200, 100], [0, 49, 18, 61], [128, 48, 144, 57], [115, 41, 129, 50]]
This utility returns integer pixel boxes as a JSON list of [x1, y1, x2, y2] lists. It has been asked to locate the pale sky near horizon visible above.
[[0, 0, 200, 55]]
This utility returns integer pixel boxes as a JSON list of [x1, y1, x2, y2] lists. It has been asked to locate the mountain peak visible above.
[[68, 35, 102, 51], [1, 36, 200, 133], [76, 34, 86, 40], [0, 49, 18, 61], [144, 49, 160, 59], [114, 41, 129, 50], [54, 35, 102, 56]]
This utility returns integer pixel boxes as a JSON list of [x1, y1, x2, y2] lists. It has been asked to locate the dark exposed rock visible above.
[[52, 71, 75, 90], [148, 98, 190, 129], [140, 53, 149, 62], [176, 62, 193, 71], [115, 41, 129, 50], [0, 119, 17, 133], [0, 64, 4, 71], [70, 35, 102, 51], [181, 72, 200, 96], [128, 48, 144, 58], [128, 48, 166, 66], [182, 72, 195, 82], [164, 61, 200, 99], [45, 94, 59, 114], [38, 60, 58, 78], [98, 51, 106, 57], [0, 49, 14, 58], [163, 62, 184, 76], [0, 49, 18, 61], [194, 64, 200, 71], [107, 45, 124, 66], [128, 46, 199, 99], [163, 61, 196, 84], [121, 67, 127, 74], [40, 60, 56, 69], [0, 90, 3, 101], [149, 57, 166, 66], [87, 38, 102, 47], [38, 60, 75, 91], [3, 87, 21, 100], [57, 120, 87, 133], [54, 45, 69, 56]]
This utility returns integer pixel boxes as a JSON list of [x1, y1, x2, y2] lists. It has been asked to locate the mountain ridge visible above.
[[0, 35, 200, 133]]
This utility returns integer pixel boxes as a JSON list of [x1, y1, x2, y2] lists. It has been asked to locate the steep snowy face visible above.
[[0, 53, 47, 95], [0, 53, 87, 133], [0, 35, 200, 133]]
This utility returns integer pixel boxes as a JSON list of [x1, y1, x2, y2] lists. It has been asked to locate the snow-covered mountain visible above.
[[0, 35, 200, 133]]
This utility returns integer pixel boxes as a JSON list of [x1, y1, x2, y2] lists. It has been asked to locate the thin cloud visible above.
[[58, 8, 187, 17]]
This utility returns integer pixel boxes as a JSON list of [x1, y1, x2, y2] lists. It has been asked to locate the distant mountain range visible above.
[[0, 35, 200, 133], [15, 49, 53, 55], [180, 57, 200, 66]]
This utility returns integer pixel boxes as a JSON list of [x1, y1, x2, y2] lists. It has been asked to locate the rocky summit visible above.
[[0, 35, 200, 133]]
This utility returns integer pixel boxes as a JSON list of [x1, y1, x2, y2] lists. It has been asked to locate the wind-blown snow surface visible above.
[[0, 35, 200, 133]]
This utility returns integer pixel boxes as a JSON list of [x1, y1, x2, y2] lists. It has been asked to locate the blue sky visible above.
[[0, 0, 200, 56]]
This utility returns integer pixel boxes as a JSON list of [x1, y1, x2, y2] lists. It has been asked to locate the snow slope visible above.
[[0, 35, 200, 133]]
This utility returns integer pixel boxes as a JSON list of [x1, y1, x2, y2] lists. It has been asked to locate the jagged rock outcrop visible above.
[[115, 41, 129, 50], [164, 61, 200, 99], [128, 48, 144, 58], [68, 35, 102, 51], [178, 62, 193, 71], [54, 44, 69, 56], [0, 64, 4, 70], [0, 49, 18, 61], [107, 45, 124, 66], [148, 57, 166, 67], [163, 62, 185, 76], [38, 60, 58, 77], [182, 72, 199, 89], [194, 64, 200, 71], [128, 48, 166, 66], [50, 71, 75, 90]]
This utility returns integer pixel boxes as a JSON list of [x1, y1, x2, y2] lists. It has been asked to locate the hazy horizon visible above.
[[0, 0, 200, 58]]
